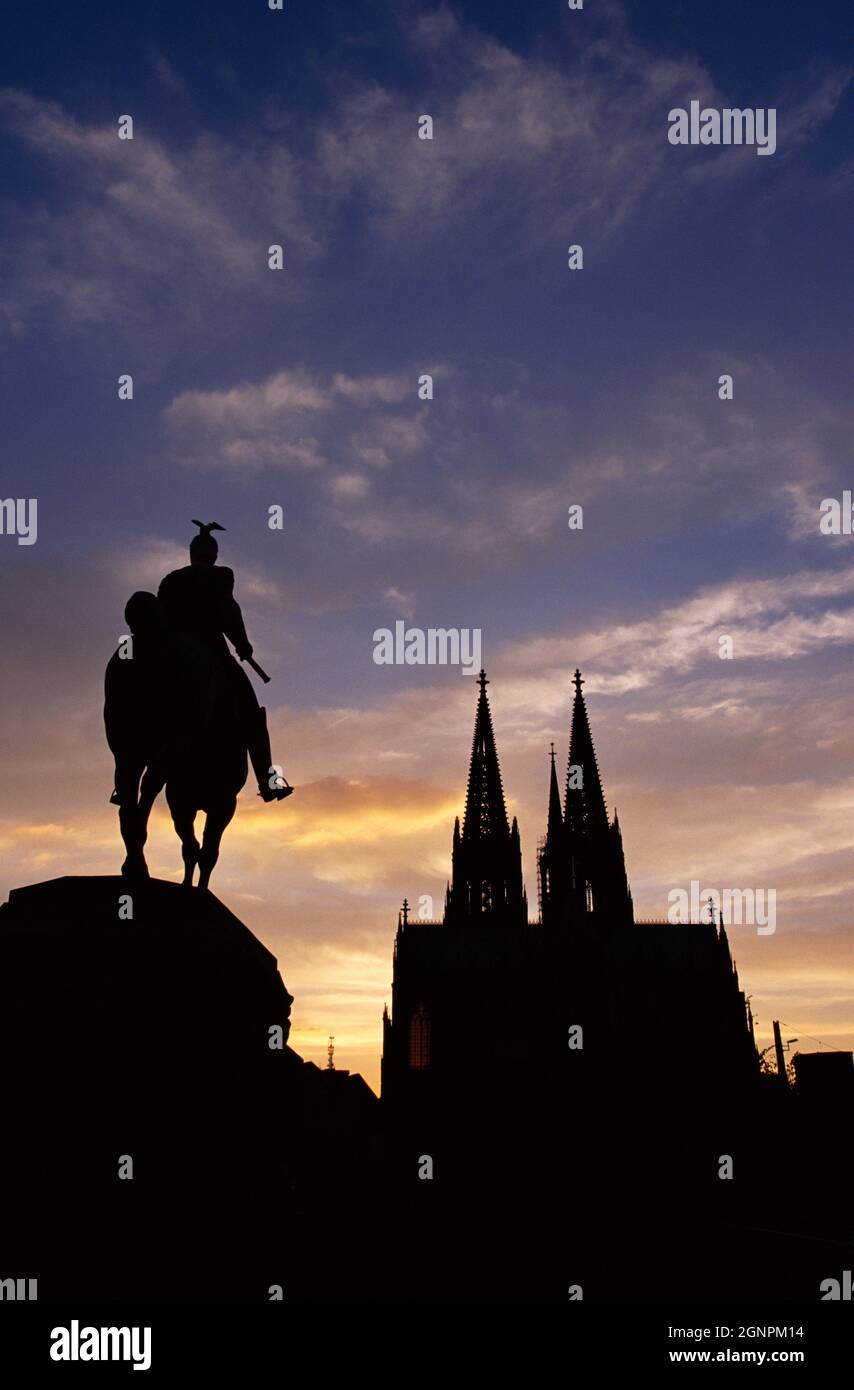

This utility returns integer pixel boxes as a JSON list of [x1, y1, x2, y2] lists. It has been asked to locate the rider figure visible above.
[[157, 521, 292, 803]]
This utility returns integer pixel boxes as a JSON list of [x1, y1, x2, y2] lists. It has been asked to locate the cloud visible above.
[[326, 354, 853, 568], [325, 472, 371, 502], [331, 373, 411, 404], [162, 347, 851, 561], [499, 562, 854, 694], [382, 587, 417, 620], [163, 366, 430, 477], [1, 9, 846, 349], [166, 372, 330, 432], [153, 56, 189, 100], [0, 87, 320, 341], [316, 5, 849, 242]]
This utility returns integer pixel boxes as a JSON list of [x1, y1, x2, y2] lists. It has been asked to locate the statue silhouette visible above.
[[104, 521, 292, 887]]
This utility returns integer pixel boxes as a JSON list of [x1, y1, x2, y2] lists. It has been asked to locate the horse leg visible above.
[[138, 767, 164, 844], [197, 796, 237, 892], [168, 792, 200, 888], [119, 807, 149, 879]]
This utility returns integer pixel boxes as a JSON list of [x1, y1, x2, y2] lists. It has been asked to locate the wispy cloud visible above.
[[1, 8, 846, 348], [0, 87, 319, 339], [164, 366, 433, 484]]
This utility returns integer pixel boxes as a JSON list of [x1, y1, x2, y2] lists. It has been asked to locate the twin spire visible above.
[[444, 666, 633, 928]]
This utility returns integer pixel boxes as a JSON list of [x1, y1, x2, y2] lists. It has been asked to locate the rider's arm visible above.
[[217, 568, 253, 659]]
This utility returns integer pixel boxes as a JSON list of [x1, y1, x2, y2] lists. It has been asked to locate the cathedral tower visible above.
[[539, 670, 633, 927], [444, 670, 527, 927]]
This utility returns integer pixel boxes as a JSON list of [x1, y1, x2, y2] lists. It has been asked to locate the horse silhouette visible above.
[[164, 665, 249, 890]]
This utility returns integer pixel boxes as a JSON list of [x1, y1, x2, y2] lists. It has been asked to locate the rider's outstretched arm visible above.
[[218, 567, 253, 659]]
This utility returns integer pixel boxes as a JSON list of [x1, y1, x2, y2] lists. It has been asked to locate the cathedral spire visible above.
[[445, 671, 527, 927], [547, 743, 563, 841], [539, 669, 634, 927], [461, 670, 511, 842], [565, 669, 609, 833], [538, 742, 567, 926]]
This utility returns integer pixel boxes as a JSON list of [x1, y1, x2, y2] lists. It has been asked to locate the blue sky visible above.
[[1, 0, 852, 1087]]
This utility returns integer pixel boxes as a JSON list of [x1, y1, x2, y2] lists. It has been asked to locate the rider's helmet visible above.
[[189, 520, 225, 565]]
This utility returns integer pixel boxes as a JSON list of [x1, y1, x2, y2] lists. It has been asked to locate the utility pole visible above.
[[773, 1019, 787, 1087]]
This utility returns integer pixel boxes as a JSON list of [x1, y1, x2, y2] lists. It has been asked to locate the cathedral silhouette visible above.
[[383, 667, 755, 1103], [380, 670, 853, 1298]]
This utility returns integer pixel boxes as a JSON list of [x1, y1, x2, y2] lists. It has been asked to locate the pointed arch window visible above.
[[409, 1004, 430, 1070]]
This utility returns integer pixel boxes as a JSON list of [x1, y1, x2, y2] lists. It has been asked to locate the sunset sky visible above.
[[1, 0, 852, 1091]]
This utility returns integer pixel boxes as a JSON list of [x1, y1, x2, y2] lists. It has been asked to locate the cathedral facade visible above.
[[379, 671, 762, 1294], [378, 672, 854, 1301], [382, 667, 756, 1106]]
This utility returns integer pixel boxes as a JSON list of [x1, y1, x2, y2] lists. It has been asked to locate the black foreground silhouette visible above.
[[1, 656, 852, 1301], [0, 877, 379, 1298]]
